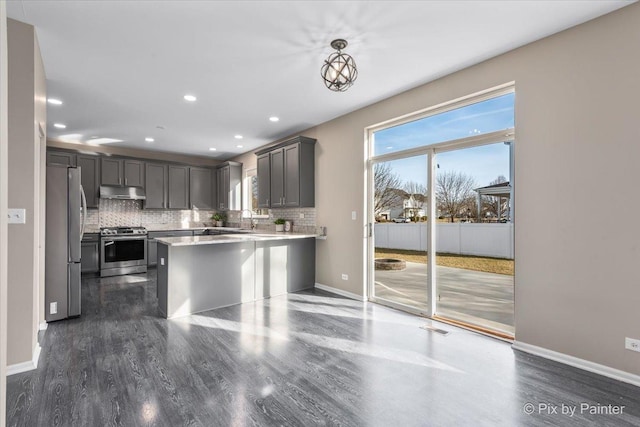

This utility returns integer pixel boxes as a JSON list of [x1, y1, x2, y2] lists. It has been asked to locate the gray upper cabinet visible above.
[[256, 153, 271, 208], [76, 155, 100, 208], [189, 167, 214, 209], [215, 162, 242, 211], [47, 150, 76, 167], [101, 158, 144, 187], [100, 158, 123, 186], [124, 160, 144, 187], [255, 136, 316, 208], [269, 150, 285, 208], [168, 165, 189, 209], [145, 162, 167, 209]]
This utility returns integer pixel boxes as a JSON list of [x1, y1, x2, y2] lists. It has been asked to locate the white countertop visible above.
[[155, 232, 318, 246]]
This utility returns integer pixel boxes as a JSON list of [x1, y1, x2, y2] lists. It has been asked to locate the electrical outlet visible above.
[[50, 302, 57, 315], [299, 213, 304, 219], [625, 337, 640, 353], [341, 274, 348, 280], [160, 258, 165, 266]]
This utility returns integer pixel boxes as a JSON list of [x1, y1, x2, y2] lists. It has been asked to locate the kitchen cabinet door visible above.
[[77, 155, 100, 208], [124, 160, 144, 187], [168, 165, 189, 209], [189, 167, 213, 209], [145, 162, 167, 209], [81, 234, 100, 274], [47, 150, 76, 167], [283, 144, 300, 207], [101, 158, 122, 186], [269, 149, 284, 208], [257, 153, 270, 208]]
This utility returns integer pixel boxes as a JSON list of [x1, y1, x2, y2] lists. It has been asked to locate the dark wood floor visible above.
[[6, 271, 640, 426]]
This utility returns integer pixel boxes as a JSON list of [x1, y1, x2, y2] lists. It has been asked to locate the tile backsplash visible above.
[[86, 199, 215, 228], [85, 200, 316, 232]]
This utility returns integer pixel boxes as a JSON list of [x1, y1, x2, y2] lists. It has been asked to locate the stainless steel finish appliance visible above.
[[45, 165, 87, 321], [100, 227, 148, 277], [99, 185, 146, 200]]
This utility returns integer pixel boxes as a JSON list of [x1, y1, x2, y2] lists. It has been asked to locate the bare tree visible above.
[[436, 171, 476, 222], [403, 181, 427, 219], [374, 163, 403, 217]]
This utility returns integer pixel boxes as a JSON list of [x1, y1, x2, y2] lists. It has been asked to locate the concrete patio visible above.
[[374, 261, 514, 335]]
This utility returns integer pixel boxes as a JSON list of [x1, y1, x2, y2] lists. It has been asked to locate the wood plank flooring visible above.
[[6, 271, 640, 426]]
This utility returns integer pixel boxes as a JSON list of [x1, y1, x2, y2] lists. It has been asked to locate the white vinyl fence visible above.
[[375, 223, 514, 259]]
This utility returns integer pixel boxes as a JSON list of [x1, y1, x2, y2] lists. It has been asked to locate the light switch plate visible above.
[[351, 211, 357, 220], [8, 208, 26, 224]]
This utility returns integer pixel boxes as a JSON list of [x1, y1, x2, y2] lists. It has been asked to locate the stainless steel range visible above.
[[100, 226, 148, 277]]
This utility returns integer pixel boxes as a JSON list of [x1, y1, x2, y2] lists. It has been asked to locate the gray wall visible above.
[[233, 5, 640, 376], [7, 18, 45, 366], [1, 1, 9, 423]]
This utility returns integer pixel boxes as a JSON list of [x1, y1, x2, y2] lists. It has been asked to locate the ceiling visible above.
[[7, 1, 632, 160]]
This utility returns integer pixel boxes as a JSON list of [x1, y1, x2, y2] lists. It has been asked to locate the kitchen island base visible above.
[[157, 236, 315, 318]]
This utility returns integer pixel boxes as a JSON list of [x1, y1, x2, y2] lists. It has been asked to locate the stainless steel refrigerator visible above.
[[45, 164, 87, 321]]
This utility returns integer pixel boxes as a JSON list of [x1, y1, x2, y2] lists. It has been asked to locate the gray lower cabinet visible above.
[[157, 237, 315, 318], [77, 154, 100, 208], [168, 165, 190, 209], [255, 136, 316, 208], [81, 233, 100, 274], [216, 162, 242, 211], [145, 163, 168, 209], [147, 230, 193, 266], [189, 167, 214, 209]]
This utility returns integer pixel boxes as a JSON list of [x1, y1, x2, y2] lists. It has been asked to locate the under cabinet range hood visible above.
[[99, 185, 146, 200]]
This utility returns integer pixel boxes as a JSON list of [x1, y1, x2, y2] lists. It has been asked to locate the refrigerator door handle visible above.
[[80, 185, 88, 240]]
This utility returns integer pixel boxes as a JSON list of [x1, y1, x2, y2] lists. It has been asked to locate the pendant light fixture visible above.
[[321, 39, 358, 92]]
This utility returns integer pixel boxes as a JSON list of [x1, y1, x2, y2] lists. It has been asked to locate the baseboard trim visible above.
[[7, 343, 41, 376], [314, 283, 367, 301], [39, 321, 48, 331], [512, 341, 640, 388]]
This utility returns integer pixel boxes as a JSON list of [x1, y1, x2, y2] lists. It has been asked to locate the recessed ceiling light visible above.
[[47, 98, 63, 105], [209, 148, 217, 151], [183, 94, 197, 102], [54, 123, 67, 129], [145, 137, 154, 142], [234, 135, 243, 139], [269, 116, 279, 122], [236, 145, 243, 148]]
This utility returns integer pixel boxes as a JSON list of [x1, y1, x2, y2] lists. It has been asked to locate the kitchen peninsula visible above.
[[156, 233, 316, 318]]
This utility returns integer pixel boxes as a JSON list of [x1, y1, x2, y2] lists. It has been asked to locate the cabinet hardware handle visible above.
[[125, 178, 128, 185]]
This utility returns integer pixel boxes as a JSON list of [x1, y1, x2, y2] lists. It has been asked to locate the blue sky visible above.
[[374, 93, 514, 188]]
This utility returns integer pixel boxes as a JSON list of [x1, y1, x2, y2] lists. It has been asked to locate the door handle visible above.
[[104, 241, 115, 246]]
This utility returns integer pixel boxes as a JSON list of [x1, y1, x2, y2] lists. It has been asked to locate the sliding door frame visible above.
[[365, 84, 515, 321]]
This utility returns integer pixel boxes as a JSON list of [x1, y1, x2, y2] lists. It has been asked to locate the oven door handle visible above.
[[101, 236, 148, 241], [103, 241, 115, 246]]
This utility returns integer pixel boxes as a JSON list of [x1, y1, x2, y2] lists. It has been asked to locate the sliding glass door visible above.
[[367, 87, 515, 336], [371, 155, 430, 314]]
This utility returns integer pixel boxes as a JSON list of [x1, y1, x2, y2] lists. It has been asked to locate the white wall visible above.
[[7, 18, 45, 369], [0, 1, 9, 423], [375, 223, 514, 259]]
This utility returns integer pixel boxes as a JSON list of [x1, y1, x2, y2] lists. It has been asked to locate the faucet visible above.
[[240, 209, 256, 230]]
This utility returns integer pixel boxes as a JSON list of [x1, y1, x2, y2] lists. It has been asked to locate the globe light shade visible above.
[[321, 39, 358, 92]]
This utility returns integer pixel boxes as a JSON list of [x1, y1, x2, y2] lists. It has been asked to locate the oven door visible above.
[[100, 235, 148, 269]]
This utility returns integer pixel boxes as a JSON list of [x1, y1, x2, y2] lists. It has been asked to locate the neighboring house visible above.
[[378, 192, 427, 220]]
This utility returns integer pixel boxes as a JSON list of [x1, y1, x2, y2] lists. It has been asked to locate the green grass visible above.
[[375, 248, 514, 276]]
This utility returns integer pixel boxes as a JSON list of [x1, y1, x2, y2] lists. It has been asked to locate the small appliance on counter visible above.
[[100, 226, 148, 277], [45, 165, 87, 321]]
